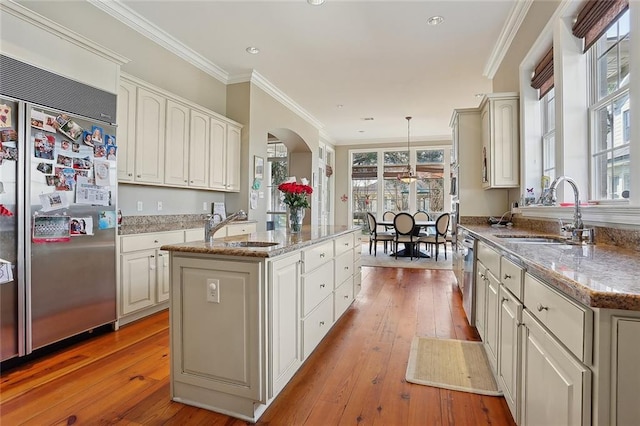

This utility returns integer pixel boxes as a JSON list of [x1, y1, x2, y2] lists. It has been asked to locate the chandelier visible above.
[[398, 116, 417, 183]]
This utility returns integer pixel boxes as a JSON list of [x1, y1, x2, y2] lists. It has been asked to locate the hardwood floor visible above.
[[0, 266, 516, 425]]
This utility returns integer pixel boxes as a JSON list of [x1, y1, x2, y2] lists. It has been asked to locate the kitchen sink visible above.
[[494, 235, 569, 244], [224, 241, 280, 248]]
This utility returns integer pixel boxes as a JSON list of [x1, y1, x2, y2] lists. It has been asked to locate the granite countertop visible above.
[[462, 224, 640, 311], [161, 226, 359, 258]]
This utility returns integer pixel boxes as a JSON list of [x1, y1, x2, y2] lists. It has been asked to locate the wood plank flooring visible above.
[[0, 266, 516, 425]]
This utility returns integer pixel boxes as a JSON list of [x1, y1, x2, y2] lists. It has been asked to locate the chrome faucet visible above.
[[204, 210, 247, 243], [542, 176, 594, 244]]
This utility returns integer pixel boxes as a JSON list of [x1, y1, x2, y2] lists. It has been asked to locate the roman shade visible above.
[[531, 47, 554, 99], [572, 0, 629, 52]]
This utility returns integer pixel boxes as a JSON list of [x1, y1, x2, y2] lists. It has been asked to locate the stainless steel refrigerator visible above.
[[0, 55, 118, 362]]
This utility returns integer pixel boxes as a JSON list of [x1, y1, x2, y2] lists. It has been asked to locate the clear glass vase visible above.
[[289, 207, 305, 233]]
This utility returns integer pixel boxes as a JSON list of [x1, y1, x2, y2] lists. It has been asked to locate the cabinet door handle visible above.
[[319, 321, 325, 326], [320, 284, 325, 288], [150, 255, 155, 258], [537, 303, 548, 312], [503, 273, 512, 279], [344, 266, 349, 270], [502, 297, 508, 303], [344, 242, 349, 246], [128, 173, 133, 177], [320, 253, 325, 258], [154, 240, 159, 243], [137, 175, 141, 178], [344, 295, 350, 299]]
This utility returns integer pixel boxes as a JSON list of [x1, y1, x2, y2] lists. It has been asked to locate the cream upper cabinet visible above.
[[188, 109, 210, 188], [225, 124, 241, 192], [135, 87, 166, 184], [164, 99, 190, 186], [480, 93, 519, 189], [118, 74, 242, 191], [208, 116, 227, 190], [116, 80, 136, 182]]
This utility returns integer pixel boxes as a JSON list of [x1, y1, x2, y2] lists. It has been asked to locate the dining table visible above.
[[377, 218, 436, 258]]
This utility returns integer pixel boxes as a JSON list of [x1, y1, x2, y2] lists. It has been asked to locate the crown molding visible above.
[[87, 0, 228, 83], [1, 0, 129, 65], [484, 0, 534, 78], [230, 70, 325, 130]]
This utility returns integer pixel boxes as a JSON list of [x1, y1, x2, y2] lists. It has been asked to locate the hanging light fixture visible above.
[[398, 116, 417, 183]]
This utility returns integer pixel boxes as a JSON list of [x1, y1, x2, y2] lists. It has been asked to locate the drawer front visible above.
[[184, 228, 204, 242], [335, 249, 354, 287], [302, 260, 334, 316], [121, 230, 184, 252], [225, 222, 257, 237], [302, 295, 334, 359], [302, 240, 334, 273], [335, 233, 355, 255], [334, 277, 354, 320], [524, 273, 590, 361], [477, 241, 500, 276], [501, 257, 524, 300]]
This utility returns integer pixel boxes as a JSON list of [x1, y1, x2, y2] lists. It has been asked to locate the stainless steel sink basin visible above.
[[494, 235, 568, 244], [223, 241, 279, 248]]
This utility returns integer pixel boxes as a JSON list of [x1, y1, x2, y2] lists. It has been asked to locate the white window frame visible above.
[[517, 0, 640, 227]]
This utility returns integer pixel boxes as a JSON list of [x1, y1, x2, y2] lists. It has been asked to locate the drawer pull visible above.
[[504, 273, 512, 279], [154, 240, 159, 244], [320, 253, 325, 258], [150, 255, 155, 258], [344, 295, 350, 299], [344, 242, 349, 246], [320, 284, 326, 288], [502, 297, 508, 303], [344, 266, 349, 270], [537, 303, 548, 312], [319, 321, 325, 326], [479, 273, 486, 279]]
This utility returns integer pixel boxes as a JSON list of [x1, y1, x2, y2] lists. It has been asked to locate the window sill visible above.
[[517, 204, 640, 228]]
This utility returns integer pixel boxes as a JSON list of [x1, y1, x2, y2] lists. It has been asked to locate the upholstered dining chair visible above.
[[393, 212, 418, 260], [366, 212, 394, 256], [418, 213, 450, 261], [382, 210, 396, 232], [413, 210, 431, 236]]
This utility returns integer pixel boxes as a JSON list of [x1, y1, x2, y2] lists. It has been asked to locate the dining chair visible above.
[[382, 211, 396, 232], [366, 212, 394, 256], [413, 210, 431, 236], [418, 213, 450, 261], [393, 212, 418, 260]]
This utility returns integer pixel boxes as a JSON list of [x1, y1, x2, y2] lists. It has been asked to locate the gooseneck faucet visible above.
[[542, 176, 594, 244], [204, 210, 248, 244], [543, 176, 583, 230]]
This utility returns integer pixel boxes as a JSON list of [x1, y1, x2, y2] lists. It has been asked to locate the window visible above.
[[589, 9, 630, 200], [541, 88, 556, 184], [349, 147, 449, 228], [267, 142, 288, 229]]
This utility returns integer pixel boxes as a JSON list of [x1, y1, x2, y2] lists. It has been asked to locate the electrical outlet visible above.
[[157, 201, 163, 211], [137, 201, 143, 211], [206, 279, 220, 303]]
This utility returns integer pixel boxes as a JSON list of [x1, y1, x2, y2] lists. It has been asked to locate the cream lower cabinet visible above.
[[521, 309, 591, 426], [119, 230, 184, 324], [498, 284, 522, 421], [268, 252, 302, 397]]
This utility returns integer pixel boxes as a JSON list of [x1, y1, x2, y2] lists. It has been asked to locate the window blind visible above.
[[531, 47, 554, 99], [572, 0, 629, 52]]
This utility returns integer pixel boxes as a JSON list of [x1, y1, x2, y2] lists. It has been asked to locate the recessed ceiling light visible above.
[[336, 104, 343, 109], [427, 16, 444, 26], [246, 46, 260, 54], [474, 93, 484, 98], [358, 130, 365, 133], [307, 0, 325, 5]]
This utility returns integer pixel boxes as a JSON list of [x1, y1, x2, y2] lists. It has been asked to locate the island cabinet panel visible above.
[[302, 295, 333, 359], [334, 249, 353, 286], [334, 277, 354, 319], [302, 240, 334, 272], [171, 257, 263, 402], [301, 260, 334, 316], [268, 252, 302, 398]]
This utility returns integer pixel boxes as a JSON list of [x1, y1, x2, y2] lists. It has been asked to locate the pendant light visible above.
[[398, 116, 417, 183]]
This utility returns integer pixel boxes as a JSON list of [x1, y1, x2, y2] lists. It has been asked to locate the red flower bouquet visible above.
[[278, 181, 313, 209]]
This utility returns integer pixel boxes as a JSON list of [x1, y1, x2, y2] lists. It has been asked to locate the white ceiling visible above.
[[102, 1, 522, 145]]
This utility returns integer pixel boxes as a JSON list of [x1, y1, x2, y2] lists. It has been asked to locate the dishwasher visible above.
[[460, 229, 477, 326]]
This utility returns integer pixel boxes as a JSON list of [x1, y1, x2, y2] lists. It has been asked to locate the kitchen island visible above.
[[460, 224, 640, 426], [161, 226, 362, 422]]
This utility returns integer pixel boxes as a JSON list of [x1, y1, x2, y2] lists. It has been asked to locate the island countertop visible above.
[[160, 225, 360, 258], [462, 224, 640, 311]]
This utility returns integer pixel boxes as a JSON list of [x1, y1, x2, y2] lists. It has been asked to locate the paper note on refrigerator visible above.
[[75, 175, 110, 206]]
